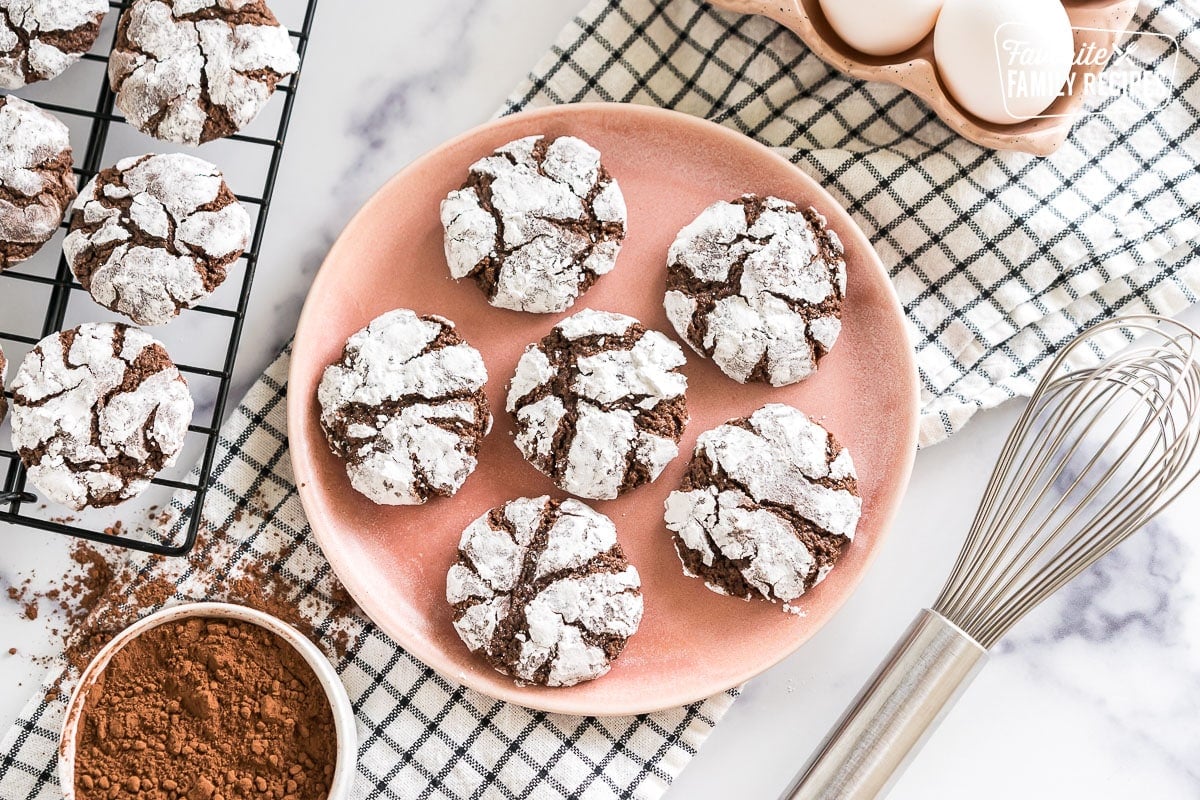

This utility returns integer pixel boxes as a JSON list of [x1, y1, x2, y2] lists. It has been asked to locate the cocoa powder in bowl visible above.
[[74, 617, 337, 800]]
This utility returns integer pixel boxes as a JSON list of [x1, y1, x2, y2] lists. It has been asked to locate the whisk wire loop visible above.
[[934, 316, 1200, 647]]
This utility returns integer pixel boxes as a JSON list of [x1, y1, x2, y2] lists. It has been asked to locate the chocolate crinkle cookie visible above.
[[664, 404, 861, 612], [441, 134, 627, 314], [109, 0, 299, 145], [507, 309, 689, 500], [448, 496, 644, 687], [65, 153, 251, 326], [0, 343, 7, 425], [0, 0, 108, 88], [664, 194, 847, 387], [318, 309, 492, 506], [10, 322, 194, 511], [0, 95, 75, 271]]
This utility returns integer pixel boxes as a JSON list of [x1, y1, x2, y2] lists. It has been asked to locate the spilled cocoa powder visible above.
[[74, 616, 337, 800], [6, 489, 363, 707], [45, 547, 361, 705]]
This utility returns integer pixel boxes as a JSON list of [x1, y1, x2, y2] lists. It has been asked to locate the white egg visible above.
[[819, 0, 944, 56], [934, 0, 1075, 125]]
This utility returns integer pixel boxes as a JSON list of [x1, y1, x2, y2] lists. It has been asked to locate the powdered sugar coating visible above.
[[664, 195, 847, 387], [318, 309, 491, 506], [0, 344, 7, 424], [64, 153, 251, 326], [441, 135, 627, 314], [0, 0, 108, 87], [109, 0, 299, 145], [447, 496, 643, 687], [10, 323, 193, 510], [0, 95, 75, 268], [664, 403, 861, 611], [507, 309, 688, 500]]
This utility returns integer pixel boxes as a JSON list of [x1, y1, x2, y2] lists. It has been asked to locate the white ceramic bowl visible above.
[[59, 602, 357, 800]]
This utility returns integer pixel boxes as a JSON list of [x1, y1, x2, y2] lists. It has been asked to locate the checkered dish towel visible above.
[[3, 1, 1198, 799]]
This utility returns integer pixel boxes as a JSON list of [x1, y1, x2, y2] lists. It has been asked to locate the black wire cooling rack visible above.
[[0, 0, 318, 557]]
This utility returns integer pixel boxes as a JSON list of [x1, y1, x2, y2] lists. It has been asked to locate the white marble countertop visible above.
[[2, 1, 1198, 798]]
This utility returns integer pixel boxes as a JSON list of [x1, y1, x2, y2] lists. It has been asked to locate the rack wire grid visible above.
[[0, 0, 318, 557]]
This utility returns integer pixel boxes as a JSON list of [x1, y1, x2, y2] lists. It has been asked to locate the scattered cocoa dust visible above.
[[214, 561, 354, 659], [65, 544, 118, 628], [74, 617, 336, 800], [5, 489, 364, 708]]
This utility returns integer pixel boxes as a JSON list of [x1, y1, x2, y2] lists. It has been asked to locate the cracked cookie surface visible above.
[[0, 344, 7, 425], [10, 322, 194, 511], [0, 0, 107, 88], [0, 95, 75, 271], [447, 495, 643, 687], [440, 134, 627, 314], [65, 153, 251, 326], [664, 403, 861, 612], [109, 0, 299, 145], [507, 309, 689, 501], [318, 309, 492, 506], [664, 194, 847, 387]]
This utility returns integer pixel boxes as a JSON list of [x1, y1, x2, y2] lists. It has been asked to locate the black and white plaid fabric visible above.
[[506, 0, 1200, 446], [3, 1, 1198, 797]]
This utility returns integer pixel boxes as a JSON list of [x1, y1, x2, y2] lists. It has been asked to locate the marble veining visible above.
[[1039, 522, 1183, 644]]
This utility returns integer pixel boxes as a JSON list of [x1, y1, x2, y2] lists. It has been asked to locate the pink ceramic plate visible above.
[[289, 103, 919, 716]]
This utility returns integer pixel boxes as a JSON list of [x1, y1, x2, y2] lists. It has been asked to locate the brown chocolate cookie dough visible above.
[[447, 496, 644, 687], [0, 95, 75, 271], [9, 322, 193, 510], [664, 404, 862, 613], [664, 194, 847, 387], [0, 0, 108, 88], [64, 153, 251, 326], [507, 309, 689, 500], [109, 0, 300, 145], [441, 134, 627, 314]]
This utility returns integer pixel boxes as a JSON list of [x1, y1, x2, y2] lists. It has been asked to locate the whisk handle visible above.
[[781, 609, 987, 800]]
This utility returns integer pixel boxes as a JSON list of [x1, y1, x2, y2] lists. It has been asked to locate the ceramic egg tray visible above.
[[708, 0, 1139, 155]]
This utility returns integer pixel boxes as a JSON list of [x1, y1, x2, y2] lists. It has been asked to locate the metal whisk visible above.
[[784, 315, 1200, 800]]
